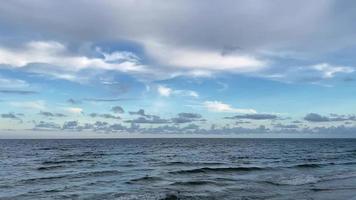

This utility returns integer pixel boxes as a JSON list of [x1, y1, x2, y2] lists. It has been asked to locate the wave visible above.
[[20, 170, 121, 184], [127, 176, 163, 184], [263, 175, 320, 186], [171, 180, 223, 186], [169, 166, 265, 174], [288, 161, 356, 169], [37, 165, 64, 171], [292, 163, 325, 168], [159, 194, 179, 200], [161, 161, 224, 166], [60, 152, 107, 159], [41, 159, 93, 165]]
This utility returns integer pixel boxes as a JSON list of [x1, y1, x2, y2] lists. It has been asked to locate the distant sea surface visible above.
[[1, 138, 356, 200]]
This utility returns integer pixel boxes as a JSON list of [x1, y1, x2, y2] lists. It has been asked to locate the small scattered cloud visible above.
[[83, 98, 136, 102], [65, 107, 83, 114], [273, 123, 299, 129], [157, 85, 198, 98], [203, 101, 256, 114], [171, 112, 205, 124], [157, 85, 172, 97], [9, 100, 46, 110], [111, 106, 124, 114], [129, 109, 150, 117], [33, 121, 61, 130], [89, 113, 120, 120], [311, 63, 354, 78], [62, 121, 80, 130], [1, 113, 22, 120], [67, 98, 81, 105], [225, 114, 277, 120], [0, 90, 38, 95], [125, 116, 169, 124], [39, 111, 66, 118]]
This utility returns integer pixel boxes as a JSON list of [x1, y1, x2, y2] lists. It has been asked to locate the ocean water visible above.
[[1, 139, 356, 200]]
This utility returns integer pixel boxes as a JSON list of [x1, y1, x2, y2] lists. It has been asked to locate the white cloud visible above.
[[311, 63, 354, 78], [0, 41, 145, 73], [157, 85, 172, 97], [0, 77, 30, 89], [203, 101, 256, 114], [65, 107, 83, 114], [157, 85, 199, 98], [145, 41, 267, 73], [9, 100, 46, 110], [175, 90, 199, 98]]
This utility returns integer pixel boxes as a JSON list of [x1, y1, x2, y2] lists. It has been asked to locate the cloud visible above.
[[62, 121, 80, 130], [67, 98, 81, 105], [0, 41, 145, 78], [157, 85, 172, 97], [157, 85, 198, 98], [304, 113, 356, 122], [34, 121, 61, 130], [28, 116, 356, 136], [203, 101, 256, 114], [125, 116, 169, 124], [1, 113, 20, 120], [129, 109, 150, 117], [39, 111, 66, 118], [89, 113, 120, 120], [311, 63, 354, 78], [83, 98, 136, 102], [0, 1, 355, 82], [225, 114, 277, 120], [65, 107, 83, 114], [146, 41, 266, 73], [177, 113, 202, 119], [0, 77, 38, 95], [273, 123, 299, 129], [111, 106, 124, 113], [0, 0, 345, 53], [9, 100, 46, 110], [171, 113, 204, 124], [0, 90, 38, 95], [292, 120, 303, 124]]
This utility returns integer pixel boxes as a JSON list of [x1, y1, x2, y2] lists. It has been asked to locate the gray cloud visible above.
[[177, 113, 201, 119], [0, 0, 355, 84], [62, 121, 79, 130], [304, 113, 356, 122], [273, 123, 299, 129], [129, 109, 150, 117], [225, 114, 277, 120], [111, 106, 124, 114], [89, 113, 121, 120], [34, 121, 61, 130], [171, 112, 205, 124], [1, 0, 354, 53], [83, 98, 136, 102], [1, 113, 19, 119], [29, 118, 356, 136], [1, 113, 24, 123], [125, 116, 169, 124], [0, 90, 38, 95], [67, 98, 81, 105], [39, 111, 66, 118], [292, 120, 303, 124]]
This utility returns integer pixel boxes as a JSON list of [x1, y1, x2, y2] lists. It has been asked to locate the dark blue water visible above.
[[1, 139, 356, 200]]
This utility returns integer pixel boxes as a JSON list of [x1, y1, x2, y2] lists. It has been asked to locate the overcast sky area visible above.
[[1, 0, 356, 138]]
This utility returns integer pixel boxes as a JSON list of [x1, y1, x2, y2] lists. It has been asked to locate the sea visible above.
[[1, 138, 356, 200]]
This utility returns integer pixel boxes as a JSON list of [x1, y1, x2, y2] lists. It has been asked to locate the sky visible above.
[[1, 0, 356, 138]]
